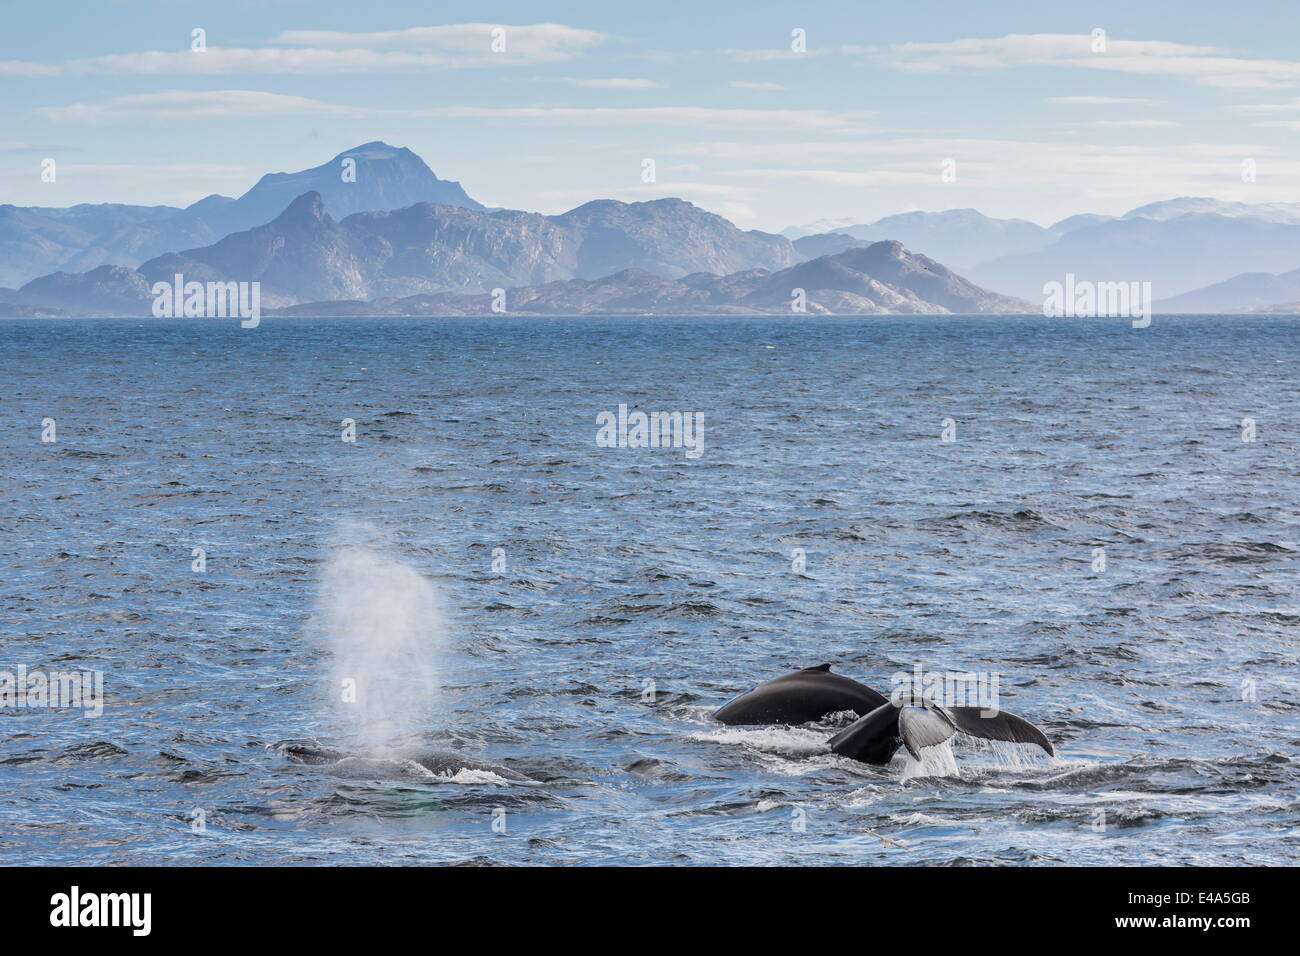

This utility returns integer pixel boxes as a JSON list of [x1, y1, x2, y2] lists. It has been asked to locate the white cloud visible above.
[[664, 135, 1300, 209], [551, 77, 662, 89], [0, 60, 60, 77], [1082, 119, 1181, 128], [0, 23, 606, 76], [1047, 96, 1155, 104], [421, 106, 871, 129], [40, 90, 873, 131], [38, 90, 364, 122], [275, 22, 603, 54], [726, 168, 937, 187], [717, 48, 826, 62], [730, 81, 785, 91], [1234, 98, 1300, 113], [860, 33, 1300, 89]]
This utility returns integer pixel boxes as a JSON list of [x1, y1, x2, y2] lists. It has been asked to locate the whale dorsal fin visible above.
[[808, 663, 833, 672]]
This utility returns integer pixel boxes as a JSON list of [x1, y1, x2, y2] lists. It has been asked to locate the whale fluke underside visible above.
[[713, 664, 889, 726], [897, 705, 956, 759], [829, 701, 1055, 765], [944, 706, 1055, 756]]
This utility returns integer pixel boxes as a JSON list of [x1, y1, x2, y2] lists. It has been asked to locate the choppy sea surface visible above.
[[1, 314, 1297, 866]]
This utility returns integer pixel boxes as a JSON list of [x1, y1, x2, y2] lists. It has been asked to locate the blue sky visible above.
[[5, 0, 1300, 230]]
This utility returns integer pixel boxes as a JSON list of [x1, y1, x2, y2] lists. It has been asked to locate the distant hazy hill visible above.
[[783, 209, 1057, 270], [786, 198, 1300, 303], [1155, 267, 1300, 313], [1121, 197, 1300, 224], [971, 212, 1300, 300], [0, 142, 483, 287], [270, 240, 1031, 317], [21, 190, 801, 311]]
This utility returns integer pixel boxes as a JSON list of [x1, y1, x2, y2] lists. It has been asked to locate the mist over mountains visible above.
[[6, 140, 1300, 317]]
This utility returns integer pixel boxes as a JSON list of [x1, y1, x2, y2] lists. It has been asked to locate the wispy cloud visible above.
[[1233, 97, 1300, 113], [730, 81, 785, 91], [858, 33, 1300, 89], [423, 106, 871, 129], [40, 90, 873, 130], [1081, 119, 1181, 128], [1047, 96, 1155, 104], [717, 48, 825, 62], [275, 22, 602, 52], [665, 135, 1300, 208], [0, 23, 606, 76], [38, 90, 364, 121], [726, 168, 937, 187], [547, 77, 662, 89]]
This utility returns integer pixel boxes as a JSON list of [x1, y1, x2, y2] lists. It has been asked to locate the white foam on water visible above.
[[900, 740, 960, 780], [842, 786, 891, 808], [889, 812, 969, 827], [959, 736, 1062, 771], [688, 724, 829, 756], [320, 521, 444, 757], [439, 768, 519, 786]]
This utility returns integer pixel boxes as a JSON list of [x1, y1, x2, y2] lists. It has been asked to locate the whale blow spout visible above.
[[320, 523, 445, 755]]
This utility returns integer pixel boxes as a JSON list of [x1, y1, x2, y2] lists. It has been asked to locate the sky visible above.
[[5, 0, 1300, 231]]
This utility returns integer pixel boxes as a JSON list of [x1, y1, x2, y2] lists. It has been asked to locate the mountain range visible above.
[[268, 240, 1029, 316], [8, 140, 1300, 317], [1155, 267, 1300, 313], [787, 198, 1300, 306], [0, 142, 480, 289], [14, 188, 800, 313]]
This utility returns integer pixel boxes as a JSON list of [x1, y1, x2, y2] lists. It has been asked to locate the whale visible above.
[[712, 663, 888, 726], [712, 665, 1054, 766], [276, 741, 534, 782], [828, 693, 1054, 765]]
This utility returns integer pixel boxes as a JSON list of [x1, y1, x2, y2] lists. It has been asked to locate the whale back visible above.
[[277, 741, 533, 782], [408, 748, 531, 781], [713, 664, 888, 726]]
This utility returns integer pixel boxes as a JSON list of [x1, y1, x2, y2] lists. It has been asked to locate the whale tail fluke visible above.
[[897, 705, 956, 759], [827, 702, 903, 765], [828, 700, 1055, 765], [944, 706, 1055, 756]]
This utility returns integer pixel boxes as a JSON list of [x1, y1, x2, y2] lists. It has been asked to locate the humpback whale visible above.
[[712, 663, 888, 726], [713, 666, 1054, 766], [828, 693, 1054, 765], [276, 741, 533, 782]]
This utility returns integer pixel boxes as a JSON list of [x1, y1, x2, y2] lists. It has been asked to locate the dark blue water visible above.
[[1, 315, 1296, 865]]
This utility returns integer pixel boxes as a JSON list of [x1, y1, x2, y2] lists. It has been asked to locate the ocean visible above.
[[1, 314, 1296, 865]]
